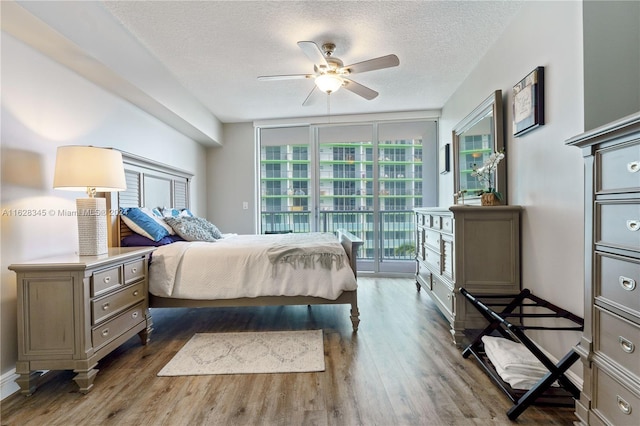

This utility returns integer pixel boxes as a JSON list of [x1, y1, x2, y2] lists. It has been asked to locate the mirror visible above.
[[452, 90, 505, 204]]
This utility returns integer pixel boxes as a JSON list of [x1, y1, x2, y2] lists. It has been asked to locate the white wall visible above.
[[206, 122, 257, 235], [439, 1, 585, 369], [0, 34, 207, 395]]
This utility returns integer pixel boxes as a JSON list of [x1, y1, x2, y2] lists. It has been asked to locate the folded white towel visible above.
[[481, 335, 558, 390]]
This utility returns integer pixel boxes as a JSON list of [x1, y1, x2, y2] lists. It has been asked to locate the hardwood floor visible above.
[[1, 278, 578, 425]]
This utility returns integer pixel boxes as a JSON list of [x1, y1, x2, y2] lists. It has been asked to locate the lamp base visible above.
[[76, 198, 108, 256]]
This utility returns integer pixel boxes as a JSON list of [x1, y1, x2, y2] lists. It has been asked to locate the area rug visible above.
[[157, 330, 325, 376]]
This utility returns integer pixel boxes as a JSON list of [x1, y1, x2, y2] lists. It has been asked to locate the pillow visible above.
[[120, 207, 171, 241], [121, 234, 184, 247], [164, 216, 222, 242], [160, 207, 194, 218]]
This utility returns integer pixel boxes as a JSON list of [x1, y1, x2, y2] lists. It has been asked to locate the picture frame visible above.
[[513, 66, 544, 137], [439, 143, 450, 174]]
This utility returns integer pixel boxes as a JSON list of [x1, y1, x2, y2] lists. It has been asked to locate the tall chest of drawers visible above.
[[567, 113, 640, 426], [414, 206, 522, 346], [9, 247, 155, 395]]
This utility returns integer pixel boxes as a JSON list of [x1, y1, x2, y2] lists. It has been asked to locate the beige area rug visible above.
[[157, 330, 325, 376]]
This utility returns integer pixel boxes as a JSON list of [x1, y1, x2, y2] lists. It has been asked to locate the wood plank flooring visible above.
[[1, 278, 578, 425]]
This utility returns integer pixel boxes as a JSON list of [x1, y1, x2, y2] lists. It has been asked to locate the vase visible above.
[[481, 192, 499, 206]]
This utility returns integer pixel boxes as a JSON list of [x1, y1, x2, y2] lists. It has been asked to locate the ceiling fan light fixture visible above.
[[315, 73, 343, 94]]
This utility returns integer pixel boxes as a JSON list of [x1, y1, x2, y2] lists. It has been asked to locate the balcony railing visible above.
[[260, 209, 416, 261]]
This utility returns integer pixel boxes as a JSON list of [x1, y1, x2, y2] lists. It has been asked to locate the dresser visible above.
[[9, 247, 155, 395], [414, 206, 522, 345], [567, 113, 640, 426]]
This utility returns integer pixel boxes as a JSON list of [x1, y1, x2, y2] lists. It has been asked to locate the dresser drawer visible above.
[[424, 229, 441, 252], [432, 275, 453, 316], [596, 252, 640, 315], [595, 307, 640, 377], [123, 259, 144, 284], [416, 212, 428, 227], [92, 266, 123, 297], [432, 215, 441, 230], [593, 366, 640, 426], [441, 215, 453, 233], [596, 201, 640, 252], [92, 281, 145, 325], [417, 261, 432, 290], [424, 246, 441, 273], [596, 140, 640, 193], [92, 303, 145, 350]]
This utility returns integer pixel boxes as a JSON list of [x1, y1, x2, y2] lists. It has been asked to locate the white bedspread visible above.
[[149, 233, 358, 300]]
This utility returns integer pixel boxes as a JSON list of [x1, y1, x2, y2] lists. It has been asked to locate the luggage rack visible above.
[[460, 288, 584, 421]]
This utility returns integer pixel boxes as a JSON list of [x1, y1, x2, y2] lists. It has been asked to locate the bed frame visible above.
[[106, 151, 363, 331]]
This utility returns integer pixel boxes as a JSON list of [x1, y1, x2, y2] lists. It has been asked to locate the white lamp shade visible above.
[[53, 146, 126, 193], [315, 74, 343, 94]]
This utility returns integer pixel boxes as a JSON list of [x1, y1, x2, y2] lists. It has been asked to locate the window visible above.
[[258, 120, 438, 273]]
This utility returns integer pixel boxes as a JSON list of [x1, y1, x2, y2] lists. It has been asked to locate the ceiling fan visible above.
[[258, 41, 399, 105]]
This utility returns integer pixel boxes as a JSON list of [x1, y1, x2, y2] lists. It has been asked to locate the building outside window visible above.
[[258, 120, 437, 274]]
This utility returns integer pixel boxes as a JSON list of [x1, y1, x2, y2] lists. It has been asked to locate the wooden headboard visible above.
[[106, 151, 193, 247]]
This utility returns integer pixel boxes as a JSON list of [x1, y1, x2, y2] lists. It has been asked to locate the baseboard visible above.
[[1, 369, 20, 400]]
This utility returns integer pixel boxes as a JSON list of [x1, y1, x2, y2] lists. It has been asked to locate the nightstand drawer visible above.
[[124, 259, 145, 284], [92, 266, 123, 297], [596, 307, 640, 377], [92, 303, 144, 350], [593, 366, 640, 426], [92, 281, 145, 325]]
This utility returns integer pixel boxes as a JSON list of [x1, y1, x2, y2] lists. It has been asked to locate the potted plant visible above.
[[471, 151, 505, 206]]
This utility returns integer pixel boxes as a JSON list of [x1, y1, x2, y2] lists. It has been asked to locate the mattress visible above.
[[149, 232, 358, 300]]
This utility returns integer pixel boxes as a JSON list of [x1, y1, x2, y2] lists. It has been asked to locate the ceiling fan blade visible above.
[[302, 86, 318, 106], [344, 54, 399, 74], [258, 74, 314, 81], [297, 41, 328, 67], [343, 78, 378, 100]]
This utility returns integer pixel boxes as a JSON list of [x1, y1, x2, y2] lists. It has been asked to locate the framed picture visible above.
[[439, 143, 450, 174], [513, 66, 544, 137]]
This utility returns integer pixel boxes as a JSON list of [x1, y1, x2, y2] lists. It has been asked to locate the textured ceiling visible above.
[[101, 1, 524, 123]]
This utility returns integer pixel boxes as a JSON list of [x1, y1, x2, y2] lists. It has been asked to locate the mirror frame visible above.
[[452, 90, 505, 204]]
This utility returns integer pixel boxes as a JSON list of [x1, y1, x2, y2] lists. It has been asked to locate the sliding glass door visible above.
[[259, 120, 437, 274]]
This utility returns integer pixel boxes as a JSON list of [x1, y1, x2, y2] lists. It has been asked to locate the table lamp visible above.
[[53, 146, 126, 255]]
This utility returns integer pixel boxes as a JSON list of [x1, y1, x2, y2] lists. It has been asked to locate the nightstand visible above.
[[9, 247, 155, 395]]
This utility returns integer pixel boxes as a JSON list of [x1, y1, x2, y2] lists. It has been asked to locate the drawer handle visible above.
[[628, 161, 639, 173], [131, 311, 139, 319], [102, 302, 110, 311], [627, 220, 639, 232], [103, 276, 111, 284], [620, 276, 637, 291], [131, 267, 138, 274], [617, 395, 632, 415], [102, 328, 109, 337], [133, 290, 139, 297], [619, 336, 635, 354]]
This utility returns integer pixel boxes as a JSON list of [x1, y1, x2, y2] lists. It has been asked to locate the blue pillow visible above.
[[120, 207, 170, 241], [121, 234, 184, 247]]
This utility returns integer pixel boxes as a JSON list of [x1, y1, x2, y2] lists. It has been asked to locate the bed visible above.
[[106, 151, 363, 331]]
